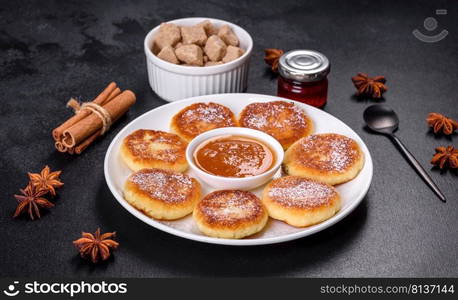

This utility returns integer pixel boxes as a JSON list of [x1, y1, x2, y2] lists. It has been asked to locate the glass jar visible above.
[[277, 50, 330, 108]]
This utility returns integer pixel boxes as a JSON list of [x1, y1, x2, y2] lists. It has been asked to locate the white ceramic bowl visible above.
[[186, 127, 284, 190], [144, 17, 253, 102]]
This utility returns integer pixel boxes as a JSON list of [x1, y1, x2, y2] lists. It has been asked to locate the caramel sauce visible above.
[[194, 135, 275, 178]]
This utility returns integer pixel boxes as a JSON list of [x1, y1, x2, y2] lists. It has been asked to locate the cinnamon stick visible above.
[[55, 141, 67, 152], [62, 90, 136, 148], [68, 88, 123, 154], [72, 131, 100, 154], [52, 82, 117, 141], [106, 87, 121, 104]]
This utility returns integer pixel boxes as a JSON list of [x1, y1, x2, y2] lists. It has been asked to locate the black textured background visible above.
[[0, 0, 457, 277]]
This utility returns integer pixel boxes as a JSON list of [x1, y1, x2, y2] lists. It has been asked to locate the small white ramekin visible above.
[[144, 17, 253, 102], [186, 127, 284, 190]]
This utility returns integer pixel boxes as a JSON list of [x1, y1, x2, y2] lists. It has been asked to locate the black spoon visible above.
[[363, 104, 446, 203]]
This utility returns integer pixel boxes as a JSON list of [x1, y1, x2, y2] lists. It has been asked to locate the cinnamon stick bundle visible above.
[[53, 82, 136, 154]]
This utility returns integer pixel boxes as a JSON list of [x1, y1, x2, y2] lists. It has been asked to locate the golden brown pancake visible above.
[[193, 190, 268, 239], [124, 168, 201, 220], [170, 102, 238, 142], [238, 101, 313, 149], [120, 129, 188, 172], [283, 133, 364, 185], [262, 176, 340, 227]]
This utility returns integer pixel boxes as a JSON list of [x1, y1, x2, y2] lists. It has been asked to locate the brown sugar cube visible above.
[[205, 61, 223, 66], [222, 45, 244, 63], [175, 44, 204, 66], [175, 42, 183, 49], [180, 25, 207, 46], [204, 35, 227, 62], [153, 23, 181, 52], [203, 55, 209, 63], [157, 46, 179, 64], [198, 20, 218, 36], [217, 24, 239, 46]]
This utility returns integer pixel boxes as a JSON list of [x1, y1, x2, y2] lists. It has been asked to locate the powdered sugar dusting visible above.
[[296, 134, 360, 172], [182, 104, 227, 122], [125, 129, 186, 163], [241, 101, 307, 130], [129, 169, 195, 203], [268, 177, 336, 208], [239, 101, 310, 147], [177, 102, 236, 136], [198, 190, 263, 225]]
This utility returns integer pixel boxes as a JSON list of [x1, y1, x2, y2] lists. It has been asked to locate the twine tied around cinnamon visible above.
[[67, 98, 112, 135], [52, 82, 136, 154]]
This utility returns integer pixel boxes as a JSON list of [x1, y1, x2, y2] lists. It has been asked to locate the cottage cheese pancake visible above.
[[120, 129, 188, 172], [124, 168, 201, 220], [284, 133, 364, 185], [262, 176, 340, 227], [238, 101, 313, 149], [170, 102, 237, 142], [193, 190, 268, 239]]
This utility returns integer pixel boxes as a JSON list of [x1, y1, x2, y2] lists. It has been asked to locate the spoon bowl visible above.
[[363, 104, 399, 134]]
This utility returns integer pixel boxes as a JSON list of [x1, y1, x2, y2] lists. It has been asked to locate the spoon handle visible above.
[[390, 134, 446, 202]]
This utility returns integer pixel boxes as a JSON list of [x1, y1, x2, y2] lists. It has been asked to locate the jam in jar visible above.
[[277, 50, 330, 108]]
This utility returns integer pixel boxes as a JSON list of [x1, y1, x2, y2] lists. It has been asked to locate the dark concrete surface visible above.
[[0, 0, 457, 277]]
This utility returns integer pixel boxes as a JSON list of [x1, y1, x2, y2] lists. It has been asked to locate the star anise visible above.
[[73, 228, 119, 263], [431, 146, 458, 169], [13, 183, 54, 220], [28, 165, 64, 196], [426, 113, 458, 135], [351, 73, 387, 99], [264, 48, 284, 73]]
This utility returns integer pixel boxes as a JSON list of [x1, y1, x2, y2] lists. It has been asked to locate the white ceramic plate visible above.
[[104, 93, 373, 246]]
